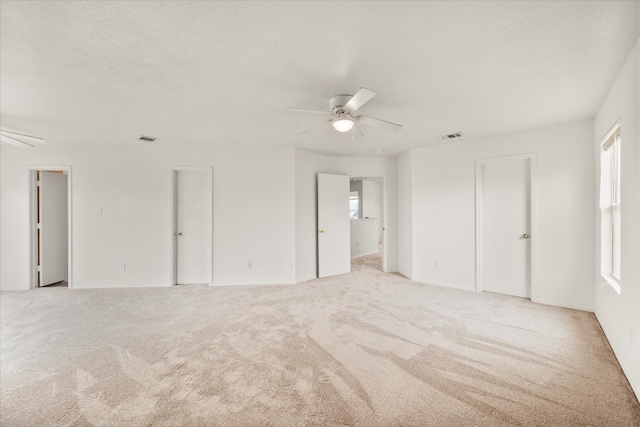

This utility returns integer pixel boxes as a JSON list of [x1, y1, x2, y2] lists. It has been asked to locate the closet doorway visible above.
[[30, 167, 72, 288]]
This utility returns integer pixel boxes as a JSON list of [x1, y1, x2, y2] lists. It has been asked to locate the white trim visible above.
[[475, 153, 536, 300], [599, 122, 622, 292], [346, 173, 388, 272], [531, 297, 593, 312], [170, 167, 213, 286], [350, 250, 380, 259], [28, 166, 73, 289], [210, 281, 297, 287], [600, 275, 621, 294], [599, 118, 621, 143], [420, 280, 476, 292]]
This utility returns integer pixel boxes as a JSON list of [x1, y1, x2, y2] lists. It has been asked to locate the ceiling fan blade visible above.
[[0, 133, 35, 148], [343, 88, 376, 113], [299, 119, 332, 135], [356, 115, 403, 132], [0, 129, 46, 144], [285, 107, 331, 115]]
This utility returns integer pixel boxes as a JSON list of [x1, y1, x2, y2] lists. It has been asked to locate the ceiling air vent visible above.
[[440, 132, 464, 140], [138, 135, 157, 142]]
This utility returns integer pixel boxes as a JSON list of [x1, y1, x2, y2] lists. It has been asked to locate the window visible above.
[[349, 191, 359, 219], [599, 122, 621, 293]]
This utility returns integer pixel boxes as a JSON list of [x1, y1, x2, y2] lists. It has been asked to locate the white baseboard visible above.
[[594, 314, 640, 403], [617, 353, 640, 403], [418, 280, 475, 292], [71, 282, 174, 289], [210, 281, 296, 287], [350, 250, 380, 259], [295, 275, 318, 284], [531, 297, 594, 312]]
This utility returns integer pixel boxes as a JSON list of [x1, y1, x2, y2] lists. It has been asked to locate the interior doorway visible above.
[[171, 167, 212, 286], [30, 167, 72, 288], [316, 172, 388, 279], [476, 154, 535, 298], [349, 176, 385, 272]]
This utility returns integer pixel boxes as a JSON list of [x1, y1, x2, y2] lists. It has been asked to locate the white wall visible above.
[[350, 219, 379, 258], [403, 119, 595, 310], [0, 145, 296, 289], [594, 40, 640, 400], [1, 146, 398, 289]]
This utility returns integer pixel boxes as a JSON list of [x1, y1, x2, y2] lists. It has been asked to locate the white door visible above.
[[174, 169, 210, 285], [39, 171, 68, 286], [318, 173, 350, 278], [479, 157, 532, 298]]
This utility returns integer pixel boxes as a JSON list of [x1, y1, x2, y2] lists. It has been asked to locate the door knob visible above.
[[175, 232, 182, 236], [319, 229, 325, 234], [521, 233, 529, 239]]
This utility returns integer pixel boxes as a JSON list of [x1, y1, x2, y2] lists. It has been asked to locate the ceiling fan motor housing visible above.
[[329, 95, 352, 115]]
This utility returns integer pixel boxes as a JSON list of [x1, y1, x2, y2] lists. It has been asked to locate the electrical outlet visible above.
[[248, 261, 252, 268], [630, 326, 635, 345], [434, 261, 441, 269], [287, 260, 293, 268], [96, 206, 102, 214], [119, 262, 126, 271]]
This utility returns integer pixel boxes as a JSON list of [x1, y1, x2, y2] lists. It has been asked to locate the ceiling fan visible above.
[[286, 87, 402, 140], [0, 129, 47, 148]]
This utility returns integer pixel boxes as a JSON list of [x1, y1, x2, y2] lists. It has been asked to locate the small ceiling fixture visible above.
[[138, 135, 157, 142], [332, 114, 355, 133]]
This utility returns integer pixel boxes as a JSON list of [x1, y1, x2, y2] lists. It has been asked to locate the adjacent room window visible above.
[[349, 191, 359, 219], [599, 122, 621, 293]]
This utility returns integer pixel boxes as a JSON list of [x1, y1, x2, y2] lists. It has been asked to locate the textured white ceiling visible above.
[[1, 1, 638, 156]]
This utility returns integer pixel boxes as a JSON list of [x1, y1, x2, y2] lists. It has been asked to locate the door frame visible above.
[[170, 167, 213, 286], [475, 154, 536, 298], [347, 173, 388, 272], [29, 166, 73, 289]]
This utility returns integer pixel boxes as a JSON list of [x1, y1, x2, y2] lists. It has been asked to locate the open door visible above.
[[318, 173, 350, 278], [38, 171, 68, 286]]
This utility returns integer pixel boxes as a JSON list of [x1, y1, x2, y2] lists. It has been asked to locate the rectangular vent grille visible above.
[[138, 135, 157, 142], [441, 132, 464, 140]]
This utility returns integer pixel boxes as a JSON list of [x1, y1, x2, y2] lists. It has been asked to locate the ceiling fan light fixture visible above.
[[332, 115, 354, 133]]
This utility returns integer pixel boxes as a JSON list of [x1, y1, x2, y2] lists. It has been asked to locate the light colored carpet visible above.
[[1, 253, 639, 426]]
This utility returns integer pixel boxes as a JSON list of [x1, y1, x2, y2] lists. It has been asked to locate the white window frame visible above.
[[599, 121, 621, 293]]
